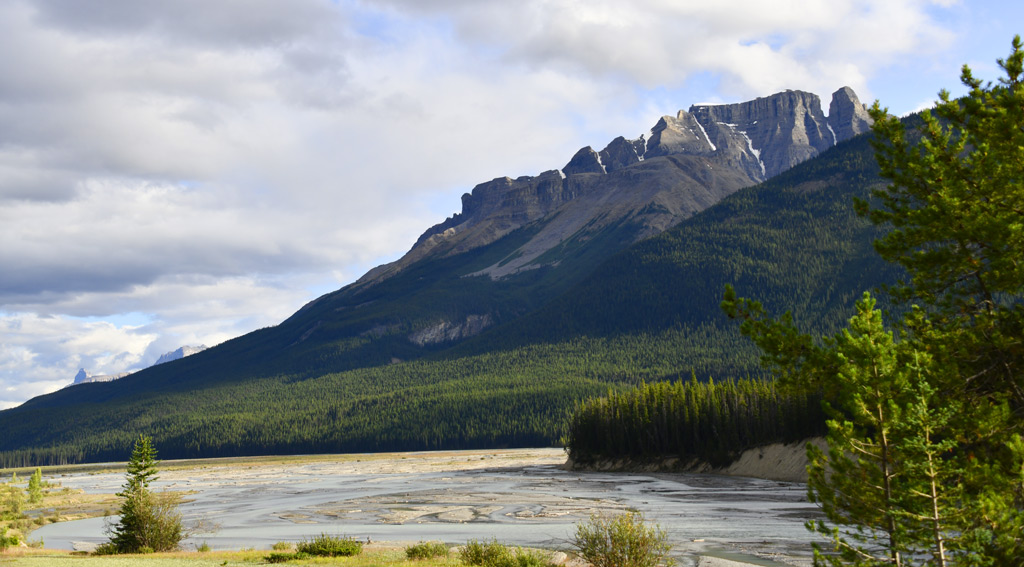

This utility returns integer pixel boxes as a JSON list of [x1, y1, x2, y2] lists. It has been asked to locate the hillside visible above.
[[0, 90, 896, 467]]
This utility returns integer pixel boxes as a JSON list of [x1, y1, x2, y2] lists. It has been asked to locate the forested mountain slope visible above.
[[0, 94, 894, 467], [457, 130, 902, 368]]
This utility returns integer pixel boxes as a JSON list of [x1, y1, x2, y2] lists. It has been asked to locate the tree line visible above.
[[565, 377, 825, 467]]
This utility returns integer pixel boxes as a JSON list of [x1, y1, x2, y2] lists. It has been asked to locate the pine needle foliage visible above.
[[566, 377, 825, 467], [724, 36, 1024, 566], [105, 435, 183, 553]]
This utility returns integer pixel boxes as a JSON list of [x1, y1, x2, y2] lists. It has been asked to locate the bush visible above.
[[92, 542, 118, 555], [406, 541, 450, 560], [0, 527, 19, 551], [272, 541, 293, 551], [265, 551, 310, 563], [459, 539, 547, 567], [27, 468, 43, 504], [571, 512, 673, 567], [297, 533, 363, 557], [196, 541, 211, 552], [2, 483, 23, 518], [460, 539, 499, 566]]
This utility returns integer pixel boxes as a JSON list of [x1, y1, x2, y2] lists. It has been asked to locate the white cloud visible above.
[[0, 312, 155, 409], [374, 0, 955, 102], [0, 0, 976, 407]]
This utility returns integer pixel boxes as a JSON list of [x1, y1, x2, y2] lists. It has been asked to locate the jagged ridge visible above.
[[359, 88, 871, 288]]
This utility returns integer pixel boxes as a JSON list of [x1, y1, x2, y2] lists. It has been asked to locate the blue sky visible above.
[[1, 0, 1021, 408]]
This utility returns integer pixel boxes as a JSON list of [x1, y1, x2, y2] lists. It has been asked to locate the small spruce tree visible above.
[[105, 435, 183, 553]]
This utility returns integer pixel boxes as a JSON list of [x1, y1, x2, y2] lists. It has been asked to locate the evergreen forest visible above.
[[565, 378, 825, 467], [0, 105, 901, 467]]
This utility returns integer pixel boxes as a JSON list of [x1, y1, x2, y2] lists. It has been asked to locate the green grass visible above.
[[406, 541, 449, 560], [1, 546, 464, 566], [296, 533, 363, 557]]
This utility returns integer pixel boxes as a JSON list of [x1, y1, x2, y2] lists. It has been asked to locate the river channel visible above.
[[31, 448, 820, 566]]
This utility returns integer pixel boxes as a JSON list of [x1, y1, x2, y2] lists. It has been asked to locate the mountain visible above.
[[66, 345, 209, 388], [153, 345, 208, 366], [70, 369, 132, 386], [358, 88, 871, 289], [0, 88, 890, 467]]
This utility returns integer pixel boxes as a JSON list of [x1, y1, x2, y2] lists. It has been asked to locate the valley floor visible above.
[[7, 448, 818, 567]]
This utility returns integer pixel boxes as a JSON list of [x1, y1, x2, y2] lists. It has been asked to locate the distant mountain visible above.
[[153, 345, 207, 366], [0, 88, 893, 467], [70, 368, 132, 386], [67, 345, 208, 388]]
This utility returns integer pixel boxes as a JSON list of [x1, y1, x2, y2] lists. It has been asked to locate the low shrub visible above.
[[272, 541, 293, 551], [92, 542, 118, 555], [265, 551, 311, 563], [460, 539, 496, 566], [571, 512, 673, 567], [406, 541, 450, 560], [459, 539, 547, 567], [196, 541, 211, 552], [0, 527, 19, 551], [297, 533, 363, 557]]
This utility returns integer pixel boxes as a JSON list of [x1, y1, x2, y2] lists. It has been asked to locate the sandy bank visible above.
[[567, 438, 826, 483]]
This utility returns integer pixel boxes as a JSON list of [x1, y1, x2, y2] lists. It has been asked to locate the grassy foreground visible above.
[[1, 480, 120, 550], [1, 545, 462, 566]]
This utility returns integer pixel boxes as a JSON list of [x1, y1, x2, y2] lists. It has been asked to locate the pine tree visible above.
[[865, 36, 1024, 564], [106, 435, 183, 553], [724, 35, 1024, 566]]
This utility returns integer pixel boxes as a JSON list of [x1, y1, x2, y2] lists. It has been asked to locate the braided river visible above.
[[32, 448, 819, 566]]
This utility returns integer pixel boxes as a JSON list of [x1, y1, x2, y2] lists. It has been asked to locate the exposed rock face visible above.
[[563, 146, 605, 175], [828, 86, 874, 143], [68, 345, 208, 388], [72, 368, 92, 384], [357, 87, 871, 288], [687, 90, 834, 180], [408, 314, 494, 346], [643, 111, 717, 158], [154, 345, 207, 366], [70, 368, 130, 386], [597, 136, 643, 172]]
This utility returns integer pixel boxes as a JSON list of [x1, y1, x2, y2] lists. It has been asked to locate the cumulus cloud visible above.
[[375, 0, 955, 101], [0, 312, 156, 408], [0, 0, 970, 407]]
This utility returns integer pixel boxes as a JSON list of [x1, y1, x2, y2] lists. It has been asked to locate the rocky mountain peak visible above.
[[67, 345, 208, 388], [563, 146, 606, 175], [828, 86, 873, 143], [642, 110, 717, 159], [70, 368, 130, 386], [355, 87, 872, 290], [154, 345, 208, 366], [685, 90, 833, 180]]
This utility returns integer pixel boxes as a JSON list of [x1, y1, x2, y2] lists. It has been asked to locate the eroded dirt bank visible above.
[[566, 438, 827, 483]]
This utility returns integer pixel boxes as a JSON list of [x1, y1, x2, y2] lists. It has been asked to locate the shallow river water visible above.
[[32, 449, 820, 566]]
